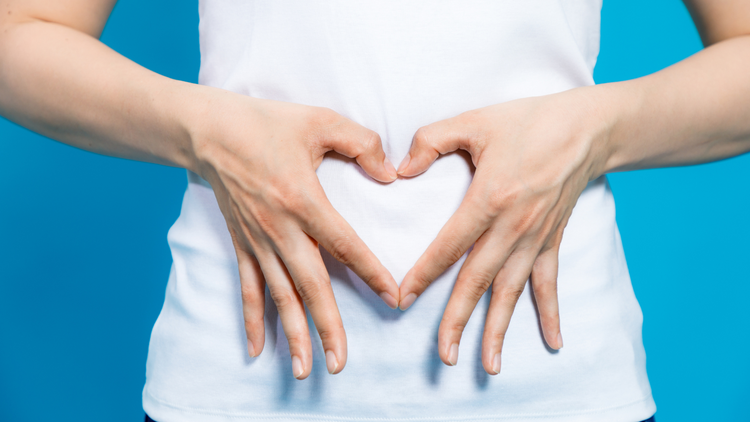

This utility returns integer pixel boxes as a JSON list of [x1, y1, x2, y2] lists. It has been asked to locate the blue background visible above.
[[1, 1, 748, 420]]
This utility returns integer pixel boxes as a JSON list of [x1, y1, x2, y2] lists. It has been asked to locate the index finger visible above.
[[314, 110, 397, 183], [299, 184, 400, 310], [399, 189, 492, 310]]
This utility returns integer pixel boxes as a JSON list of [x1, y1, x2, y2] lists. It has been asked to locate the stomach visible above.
[[144, 157, 653, 420]]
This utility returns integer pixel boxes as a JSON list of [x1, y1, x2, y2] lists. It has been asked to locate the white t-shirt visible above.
[[143, 1, 656, 421]]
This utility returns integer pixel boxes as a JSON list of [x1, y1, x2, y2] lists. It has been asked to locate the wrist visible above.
[[138, 78, 205, 173], [166, 81, 224, 175], [586, 80, 646, 177], [171, 83, 272, 184]]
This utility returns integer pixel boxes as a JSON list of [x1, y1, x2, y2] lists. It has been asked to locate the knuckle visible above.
[[294, 276, 326, 304], [439, 240, 466, 267], [459, 271, 494, 301], [304, 107, 342, 145], [508, 205, 547, 237], [543, 310, 560, 325], [240, 282, 261, 304], [486, 189, 513, 215], [511, 213, 536, 235], [360, 130, 381, 154], [357, 271, 380, 290], [285, 332, 308, 349], [252, 212, 276, 239], [533, 269, 558, 289], [316, 323, 344, 345], [285, 191, 313, 215], [263, 182, 312, 216], [488, 329, 507, 344], [538, 240, 556, 254], [328, 235, 358, 265], [410, 268, 434, 292], [496, 284, 526, 304], [462, 192, 493, 224], [247, 203, 279, 240], [530, 202, 551, 227], [261, 182, 287, 210], [269, 286, 297, 310], [549, 227, 566, 247], [460, 108, 483, 123], [312, 106, 340, 126], [533, 279, 557, 299], [413, 126, 431, 148], [440, 317, 468, 337], [244, 316, 263, 334]]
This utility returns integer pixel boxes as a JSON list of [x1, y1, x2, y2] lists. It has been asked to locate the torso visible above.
[[143, 1, 655, 421]]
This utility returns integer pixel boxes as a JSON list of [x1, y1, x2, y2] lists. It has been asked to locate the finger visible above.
[[276, 231, 348, 375], [316, 113, 397, 182], [300, 186, 400, 310], [229, 228, 266, 358], [529, 208, 572, 351], [435, 232, 515, 367], [530, 241, 562, 351], [397, 115, 477, 177], [399, 192, 490, 311], [255, 247, 314, 380], [481, 250, 539, 375]]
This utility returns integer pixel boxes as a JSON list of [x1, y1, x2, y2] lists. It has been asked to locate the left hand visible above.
[[397, 87, 613, 375]]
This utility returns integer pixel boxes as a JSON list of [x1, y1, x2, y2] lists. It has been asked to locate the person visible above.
[[1, 0, 749, 421]]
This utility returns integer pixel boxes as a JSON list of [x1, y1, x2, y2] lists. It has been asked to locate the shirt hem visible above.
[[143, 387, 656, 422]]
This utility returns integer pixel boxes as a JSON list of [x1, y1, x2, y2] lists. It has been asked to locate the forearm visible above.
[[0, 17, 200, 170], [598, 34, 750, 174]]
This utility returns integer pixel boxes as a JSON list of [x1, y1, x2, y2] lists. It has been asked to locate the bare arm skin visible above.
[[602, 0, 750, 173], [397, 0, 750, 374], [0, 0, 402, 379], [0, 0, 196, 168]]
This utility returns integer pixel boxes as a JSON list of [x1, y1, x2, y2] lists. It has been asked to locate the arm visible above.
[[0, 0, 195, 168], [0, 0, 401, 379], [395, 0, 750, 374], [600, 0, 750, 173]]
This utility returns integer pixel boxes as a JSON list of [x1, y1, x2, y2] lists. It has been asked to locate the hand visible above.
[[187, 90, 401, 379], [396, 87, 611, 375]]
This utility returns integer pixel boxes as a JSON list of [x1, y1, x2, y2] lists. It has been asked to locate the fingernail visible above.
[[380, 292, 398, 309], [447, 343, 459, 366], [325, 350, 339, 374], [399, 293, 417, 311], [292, 355, 304, 379], [384, 157, 398, 181], [397, 153, 411, 175], [557, 333, 564, 349], [492, 353, 501, 374], [247, 339, 256, 358]]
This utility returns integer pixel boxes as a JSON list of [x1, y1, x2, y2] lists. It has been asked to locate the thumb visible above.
[[398, 115, 477, 178], [316, 111, 397, 183]]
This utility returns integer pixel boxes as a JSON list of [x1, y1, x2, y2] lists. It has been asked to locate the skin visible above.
[[396, 1, 750, 374], [0, 0, 401, 380], [1, 0, 749, 380]]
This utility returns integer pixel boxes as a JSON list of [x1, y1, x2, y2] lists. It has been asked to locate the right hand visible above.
[[187, 90, 400, 379]]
